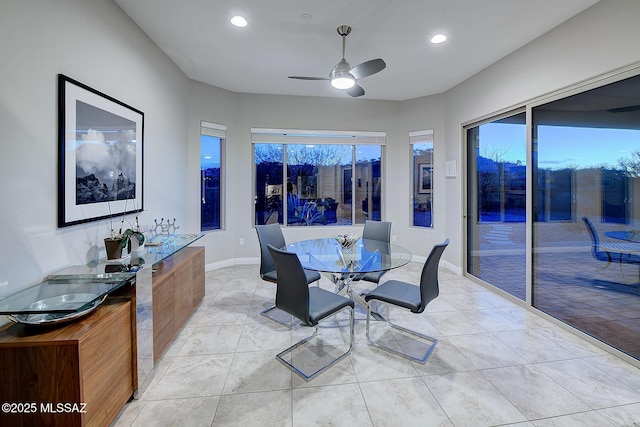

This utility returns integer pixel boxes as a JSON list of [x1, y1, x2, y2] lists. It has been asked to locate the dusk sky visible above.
[[480, 122, 640, 169]]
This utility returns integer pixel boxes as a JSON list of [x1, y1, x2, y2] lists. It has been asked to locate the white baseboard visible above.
[[441, 259, 463, 275], [205, 257, 259, 272]]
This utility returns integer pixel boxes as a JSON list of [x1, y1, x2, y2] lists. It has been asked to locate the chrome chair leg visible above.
[[350, 291, 387, 321], [276, 305, 354, 381], [260, 305, 294, 329], [365, 304, 438, 364]]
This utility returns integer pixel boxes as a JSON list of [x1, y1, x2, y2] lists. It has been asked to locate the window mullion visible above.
[[283, 145, 288, 226]]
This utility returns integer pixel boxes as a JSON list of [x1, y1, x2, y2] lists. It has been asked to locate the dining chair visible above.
[[255, 223, 321, 328], [364, 239, 449, 364], [349, 220, 392, 285], [267, 244, 355, 381]]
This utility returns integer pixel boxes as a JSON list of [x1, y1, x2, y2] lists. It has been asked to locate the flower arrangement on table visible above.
[[333, 233, 359, 250]]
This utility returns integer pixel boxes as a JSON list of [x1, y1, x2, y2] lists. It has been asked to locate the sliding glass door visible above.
[[532, 74, 640, 360], [466, 112, 527, 300], [466, 72, 640, 361]]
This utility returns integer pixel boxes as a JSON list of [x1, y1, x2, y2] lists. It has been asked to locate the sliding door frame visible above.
[[461, 62, 640, 369]]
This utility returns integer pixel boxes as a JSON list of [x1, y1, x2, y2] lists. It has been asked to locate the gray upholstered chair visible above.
[[255, 224, 321, 328], [364, 239, 449, 364], [358, 220, 392, 284], [267, 244, 355, 381], [362, 219, 392, 241]]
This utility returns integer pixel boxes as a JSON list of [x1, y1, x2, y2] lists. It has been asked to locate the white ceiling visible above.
[[115, 0, 599, 101]]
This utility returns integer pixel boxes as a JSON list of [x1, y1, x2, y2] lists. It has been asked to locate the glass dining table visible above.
[[285, 237, 412, 296]]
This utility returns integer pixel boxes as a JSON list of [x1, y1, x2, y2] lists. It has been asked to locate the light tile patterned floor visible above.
[[113, 263, 640, 427]]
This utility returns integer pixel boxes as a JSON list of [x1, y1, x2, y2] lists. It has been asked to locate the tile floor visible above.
[[471, 244, 640, 359], [113, 262, 640, 427]]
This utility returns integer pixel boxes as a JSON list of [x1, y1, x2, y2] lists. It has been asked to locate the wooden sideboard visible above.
[[151, 246, 205, 362], [0, 287, 136, 427], [0, 244, 206, 426]]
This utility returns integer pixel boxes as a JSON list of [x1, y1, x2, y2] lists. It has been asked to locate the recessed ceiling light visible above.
[[430, 33, 447, 44], [230, 16, 248, 28], [301, 13, 312, 20]]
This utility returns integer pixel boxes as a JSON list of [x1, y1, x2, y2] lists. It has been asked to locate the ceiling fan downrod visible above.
[[337, 25, 351, 59]]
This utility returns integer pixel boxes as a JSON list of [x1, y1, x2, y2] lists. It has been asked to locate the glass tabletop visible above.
[[0, 275, 133, 316], [286, 237, 412, 274], [54, 233, 205, 275], [0, 234, 203, 325]]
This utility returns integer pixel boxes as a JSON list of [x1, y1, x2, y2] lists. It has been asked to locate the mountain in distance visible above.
[[76, 173, 135, 205]]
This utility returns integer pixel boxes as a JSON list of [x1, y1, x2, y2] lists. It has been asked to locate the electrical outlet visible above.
[[239, 238, 245, 246], [392, 235, 397, 242]]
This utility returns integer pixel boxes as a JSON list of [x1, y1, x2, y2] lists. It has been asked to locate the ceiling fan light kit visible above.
[[331, 76, 355, 89], [288, 25, 386, 97], [329, 58, 355, 89]]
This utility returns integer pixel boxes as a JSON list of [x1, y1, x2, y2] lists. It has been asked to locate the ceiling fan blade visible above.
[[288, 76, 329, 80], [607, 105, 640, 113], [346, 84, 365, 97], [349, 58, 386, 80]]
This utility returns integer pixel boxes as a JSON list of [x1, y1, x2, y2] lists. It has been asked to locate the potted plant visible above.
[[103, 201, 121, 259], [120, 199, 145, 254], [104, 199, 145, 259], [104, 235, 123, 259]]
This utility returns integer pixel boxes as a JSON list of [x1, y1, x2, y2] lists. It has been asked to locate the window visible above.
[[200, 121, 224, 231], [601, 168, 629, 224], [253, 129, 385, 226], [410, 130, 434, 227], [535, 168, 574, 222]]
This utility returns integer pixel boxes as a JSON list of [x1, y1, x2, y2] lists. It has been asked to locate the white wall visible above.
[[396, 96, 448, 258], [0, 0, 189, 297], [187, 81, 237, 265]]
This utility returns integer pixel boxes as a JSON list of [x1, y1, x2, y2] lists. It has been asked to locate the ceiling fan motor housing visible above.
[[330, 58, 353, 79]]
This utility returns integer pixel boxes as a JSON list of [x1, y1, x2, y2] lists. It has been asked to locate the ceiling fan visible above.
[[288, 25, 386, 97]]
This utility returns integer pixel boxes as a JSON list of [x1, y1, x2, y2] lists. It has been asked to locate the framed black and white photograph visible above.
[[418, 163, 432, 193], [58, 74, 144, 227]]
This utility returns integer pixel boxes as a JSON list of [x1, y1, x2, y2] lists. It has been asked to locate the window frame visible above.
[[252, 128, 386, 227], [410, 130, 434, 228], [200, 121, 225, 232]]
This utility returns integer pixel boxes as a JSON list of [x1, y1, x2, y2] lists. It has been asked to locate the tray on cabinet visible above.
[[0, 275, 133, 325]]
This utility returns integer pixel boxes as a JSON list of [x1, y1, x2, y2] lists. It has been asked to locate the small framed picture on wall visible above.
[[418, 164, 432, 193]]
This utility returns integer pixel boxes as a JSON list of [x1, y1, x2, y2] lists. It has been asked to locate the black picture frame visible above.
[[58, 74, 144, 228]]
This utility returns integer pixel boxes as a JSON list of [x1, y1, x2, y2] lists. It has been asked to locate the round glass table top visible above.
[[286, 237, 412, 274]]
